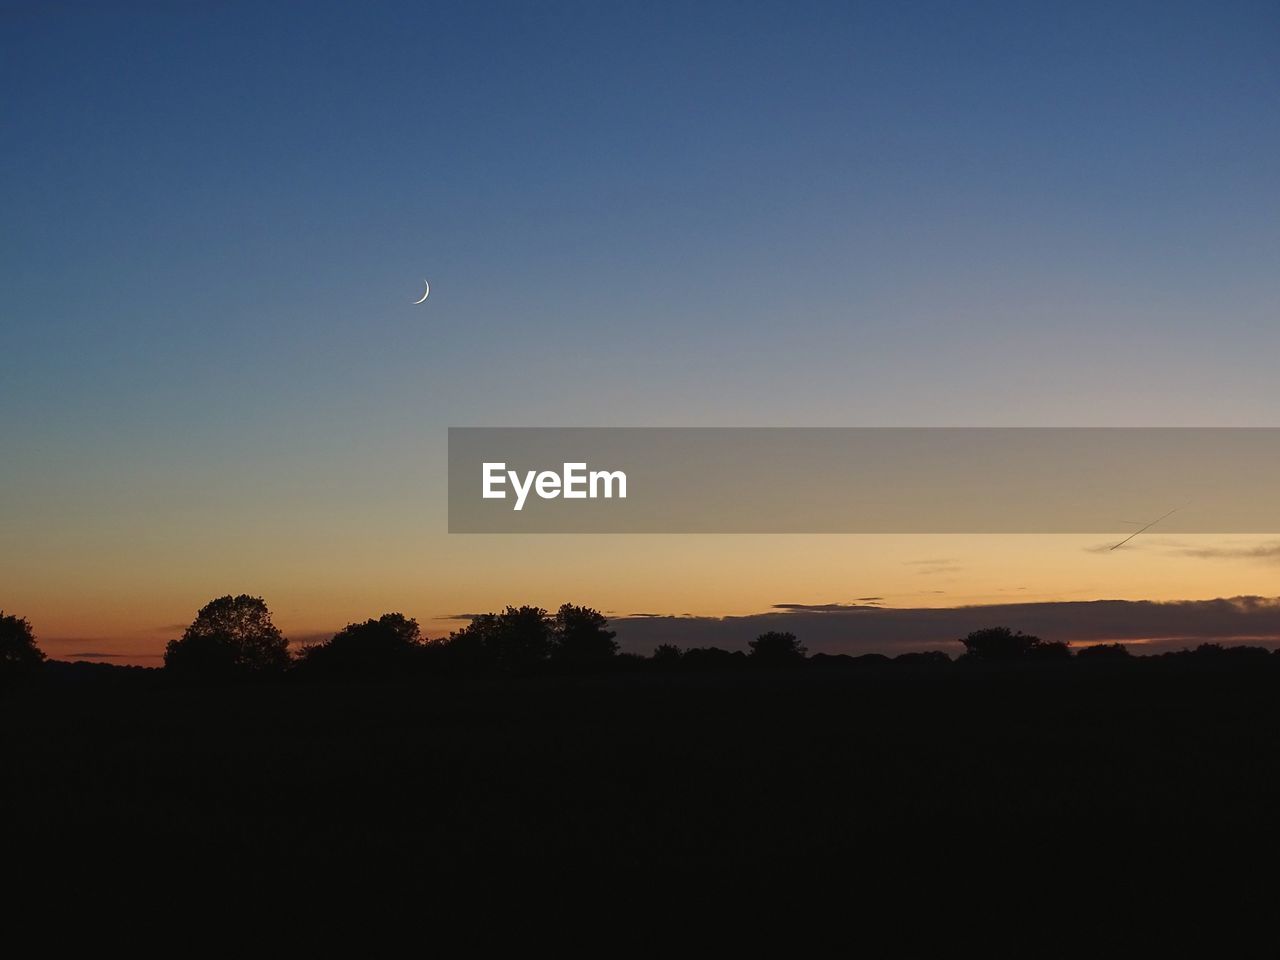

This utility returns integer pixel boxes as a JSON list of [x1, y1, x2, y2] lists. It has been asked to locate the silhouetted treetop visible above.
[[749, 631, 807, 664], [553, 604, 618, 664], [164, 595, 289, 678], [1184, 642, 1274, 664], [0, 611, 45, 682], [296, 613, 424, 675], [958, 626, 1070, 662], [651, 643, 684, 666], [440, 604, 618, 673], [443, 606, 554, 674], [1076, 642, 1132, 660], [333, 612, 420, 650], [893, 651, 953, 667]]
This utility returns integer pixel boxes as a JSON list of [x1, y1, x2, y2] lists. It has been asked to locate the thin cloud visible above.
[[772, 601, 882, 612], [905, 558, 962, 574], [1169, 541, 1280, 563]]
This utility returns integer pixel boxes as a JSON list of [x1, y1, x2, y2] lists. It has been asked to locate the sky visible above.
[[3, 1, 1279, 662]]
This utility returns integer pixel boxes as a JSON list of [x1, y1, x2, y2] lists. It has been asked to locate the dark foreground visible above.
[[5, 660, 1280, 901]]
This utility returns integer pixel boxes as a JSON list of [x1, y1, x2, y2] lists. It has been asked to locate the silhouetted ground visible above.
[[5, 658, 1280, 902]]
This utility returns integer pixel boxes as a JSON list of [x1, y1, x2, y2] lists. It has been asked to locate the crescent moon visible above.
[[413, 280, 430, 304]]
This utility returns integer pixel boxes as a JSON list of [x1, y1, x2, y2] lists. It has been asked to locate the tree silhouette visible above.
[[164, 595, 289, 678], [1028, 639, 1072, 660], [441, 604, 620, 673], [651, 643, 684, 666], [445, 605, 555, 674], [1186, 642, 1272, 664], [749, 631, 807, 664], [296, 613, 424, 676], [552, 604, 618, 665], [0, 611, 44, 683], [958, 626, 1069, 662]]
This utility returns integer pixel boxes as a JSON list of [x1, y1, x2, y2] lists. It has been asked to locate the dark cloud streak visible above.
[[1170, 542, 1280, 562], [772, 601, 882, 612], [612, 596, 1280, 657]]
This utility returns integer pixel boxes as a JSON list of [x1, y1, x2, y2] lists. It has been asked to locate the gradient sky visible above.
[[3, 1, 1279, 661]]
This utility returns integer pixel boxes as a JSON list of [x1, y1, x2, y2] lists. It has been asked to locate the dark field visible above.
[[6, 660, 1280, 898]]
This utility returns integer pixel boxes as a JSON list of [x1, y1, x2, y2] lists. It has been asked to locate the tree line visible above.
[[4, 597, 1279, 685], [157, 596, 815, 679]]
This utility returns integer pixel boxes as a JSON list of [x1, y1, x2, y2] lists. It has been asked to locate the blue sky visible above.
[[3, 1, 1279, 651], [6, 0, 1278, 430]]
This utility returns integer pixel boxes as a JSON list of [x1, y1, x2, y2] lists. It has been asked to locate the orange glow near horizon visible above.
[[14, 533, 1280, 665]]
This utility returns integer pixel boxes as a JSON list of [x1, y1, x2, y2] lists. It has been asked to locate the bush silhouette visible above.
[[296, 613, 424, 676], [164, 595, 289, 678], [894, 651, 953, 667], [680, 647, 748, 670], [443, 605, 555, 674], [1186, 642, 1273, 664], [749, 631, 807, 664], [958, 626, 1069, 662], [552, 604, 618, 665], [1076, 643, 1132, 660], [0, 611, 45, 683], [1028, 639, 1072, 660], [651, 644, 684, 666], [441, 604, 617, 673]]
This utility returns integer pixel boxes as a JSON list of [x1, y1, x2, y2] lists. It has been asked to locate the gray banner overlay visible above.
[[448, 428, 1280, 533]]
